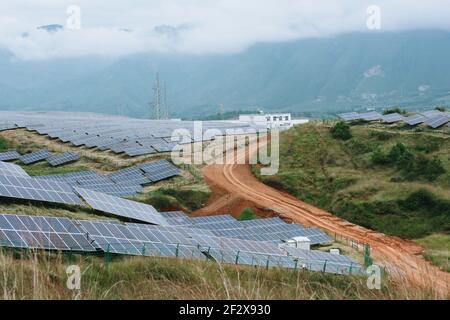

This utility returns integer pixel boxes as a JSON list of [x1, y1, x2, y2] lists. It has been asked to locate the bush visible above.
[[330, 121, 352, 140], [345, 138, 373, 155], [415, 140, 441, 153], [369, 130, 392, 141], [424, 157, 446, 181], [371, 148, 389, 165], [383, 108, 407, 115], [161, 189, 210, 211], [0, 136, 10, 151], [387, 143, 409, 163], [238, 208, 259, 221]]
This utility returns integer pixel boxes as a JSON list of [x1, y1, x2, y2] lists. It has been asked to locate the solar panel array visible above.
[[46, 152, 80, 166], [0, 212, 361, 275], [139, 160, 181, 182], [162, 213, 332, 245], [35, 159, 179, 197], [0, 151, 21, 161], [0, 111, 264, 158], [75, 187, 167, 225], [0, 214, 96, 251], [338, 110, 450, 129], [19, 150, 51, 164], [0, 161, 29, 177], [0, 174, 83, 205]]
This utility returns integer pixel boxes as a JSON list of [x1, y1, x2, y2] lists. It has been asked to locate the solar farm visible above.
[[0, 112, 364, 276], [337, 110, 450, 129]]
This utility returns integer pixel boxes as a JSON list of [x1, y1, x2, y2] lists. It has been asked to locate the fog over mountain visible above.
[[1, 30, 450, 118], [1, 1, 450, 118]]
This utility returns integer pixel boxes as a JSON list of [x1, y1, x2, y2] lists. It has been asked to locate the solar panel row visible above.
[[338, 110, 450, 128], [46, 152, 80, 166], [0, 151, 21, 161], [0, 213, 361, 274], [19, 150, 51, 165]]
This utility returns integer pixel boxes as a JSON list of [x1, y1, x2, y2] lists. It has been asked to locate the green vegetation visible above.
[[254, 123, 450, 239], [23, 162, 91, 177], [199, 109, 260, 121], [0, 136, 10, 151], [238, 208, 260, 221], [136, 188, 210, 212], [416, 234, 450, 272], [330, 121, 352, 140], [0, 249, 438, 300], [371, 143, 446, 181], [383, 108, 407, 115]]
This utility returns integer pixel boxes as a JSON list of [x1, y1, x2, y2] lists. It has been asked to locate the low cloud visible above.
[[0, 0, 450, 60]]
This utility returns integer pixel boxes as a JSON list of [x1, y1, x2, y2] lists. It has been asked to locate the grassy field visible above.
[[254, 122, 450, 271], [0, 249, 441, 300]]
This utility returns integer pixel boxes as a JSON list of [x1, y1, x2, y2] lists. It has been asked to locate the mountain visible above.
[[1, 30, 450, 118]]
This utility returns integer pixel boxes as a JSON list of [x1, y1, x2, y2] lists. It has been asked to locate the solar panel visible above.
[[0, 214, 96, 251], [78, 220, 205, 259], [0, 151, 21, 161], [19, 150, 51, 164], [337, 112, 360, 121], [403, 114, 427, 125], [139, 160, 180, 182], [46, 152, 80, 166], [381, 113, 404, 123], [0, 161, 29, 177], [77, 183, 143, 197], [426, 115, 450, 129], [75, 187, 167, 225], [282, 245, 362, 274], [0, 174, 82, 205], [359, 112, 382, 121], [420, 110, 443, 119]]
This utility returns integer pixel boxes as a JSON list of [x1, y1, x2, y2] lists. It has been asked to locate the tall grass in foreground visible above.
[[0, 249, 443, 300]]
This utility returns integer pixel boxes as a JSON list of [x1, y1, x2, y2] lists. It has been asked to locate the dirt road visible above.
[[194, 136, 450, 297]]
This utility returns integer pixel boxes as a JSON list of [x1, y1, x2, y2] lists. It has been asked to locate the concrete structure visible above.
[[284, 236, 311, 250], [239, 113, 296, 129]]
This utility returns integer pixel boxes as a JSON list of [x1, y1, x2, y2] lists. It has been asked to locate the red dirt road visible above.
[[194, 137, 450, 297]]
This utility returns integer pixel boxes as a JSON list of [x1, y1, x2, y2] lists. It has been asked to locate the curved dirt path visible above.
[[195, 136, 450, 297]]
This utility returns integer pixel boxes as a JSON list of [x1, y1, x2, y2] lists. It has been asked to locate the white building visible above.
[[239, 113, 293, 129]]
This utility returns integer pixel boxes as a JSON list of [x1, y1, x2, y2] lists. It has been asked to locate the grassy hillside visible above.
[[254, 122, 450, 270]]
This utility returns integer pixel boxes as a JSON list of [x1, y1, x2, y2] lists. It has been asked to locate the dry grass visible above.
[[0, 249, 442, 300]]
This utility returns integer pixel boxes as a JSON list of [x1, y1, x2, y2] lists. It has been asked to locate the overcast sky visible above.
[[1, 0, 450, 60]]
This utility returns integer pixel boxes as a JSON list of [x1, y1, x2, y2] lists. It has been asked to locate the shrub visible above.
[[0, 136, 10, 151], [345, 138, 373, 155], [371, 148, 388, 165], [424, 157, 446, 181], [238, 208, 259, 221], [161, 189, 210, 211], [383, 108, 407, 115], [387, 143, 409, 163], [415, 140, 441, 153], [330, 121, 352, 140], [369, 130, 392, 141]]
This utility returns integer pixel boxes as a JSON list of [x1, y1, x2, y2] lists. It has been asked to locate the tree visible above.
[[238, 208, 259, 221], [330, 121, 352, 140]]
